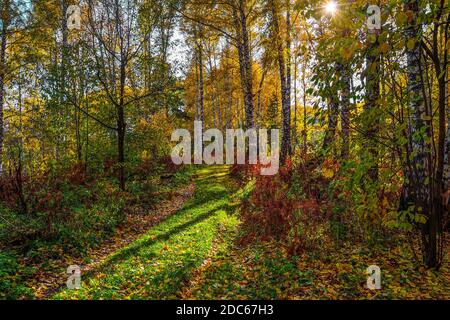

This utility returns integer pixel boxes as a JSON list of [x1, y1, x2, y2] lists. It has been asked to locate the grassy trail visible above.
[[55, 166, 240, 300], [53, 165, 450, 300]]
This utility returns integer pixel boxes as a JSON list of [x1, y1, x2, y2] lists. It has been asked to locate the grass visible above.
[[54, 165, 240, 299], [52, 165, 449, 300]]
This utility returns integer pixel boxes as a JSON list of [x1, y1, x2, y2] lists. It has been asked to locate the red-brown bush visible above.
[[159, 155, 180, 175], [238, 158, 333, 255], [240, 160, 296, 242]]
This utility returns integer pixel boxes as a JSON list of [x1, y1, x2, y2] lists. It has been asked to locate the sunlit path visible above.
[[54, 166, 240, 300]]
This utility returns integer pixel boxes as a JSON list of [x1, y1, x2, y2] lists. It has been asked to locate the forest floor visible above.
[[50, 165, 449, 300], [30, 181, 196, 299], [53, 165, 239, 299]]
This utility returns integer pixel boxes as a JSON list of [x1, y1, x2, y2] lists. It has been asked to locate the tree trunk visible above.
[[404, 0, 436, 268], [233, 0, 254, 128], [429, 17, 447, 267], [364, 35, 380, 181], [293, 54, 297, 152], [444, 66, 450, 191], [341, 64, 351, 158], [285, 0, 292, 156], [322, 94, 339, 151], [117, 114, 125, 191], [271, 0, 291, 164], [301, 62, 307, 155], [57, 0, 69, 163], [194, 53, 199, 121], [445, 82, 450, 191], [118, 62, 126, 191], [0, 0, 9, 176], [197, 41, 205, 126]]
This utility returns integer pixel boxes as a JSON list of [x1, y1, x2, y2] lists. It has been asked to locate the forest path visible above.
[[48, 165, 450, 300], [53, 165, 241, 299]]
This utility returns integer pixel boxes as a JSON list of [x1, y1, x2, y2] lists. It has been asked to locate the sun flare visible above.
[[325, 1, 338, 15]]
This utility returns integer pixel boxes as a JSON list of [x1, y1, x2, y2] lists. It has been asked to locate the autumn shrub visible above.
[[0, 152, 193, 260], [240, 161, 297, 242], [260, 151, 406, 257], [0, 164, 127, 257], [66, 162, 88, 186], [239, 157, 343, 256], [286, 158, 335, 255], [128, 156, 190, 210], [0, 251, 33, 300], [130, 156, 159, 180], [159, 155, 180, 175], [230, 163, 254, 185], [56, 197, 125, 254], [327, 158, 403, 245], [0, 169, 31, 213]]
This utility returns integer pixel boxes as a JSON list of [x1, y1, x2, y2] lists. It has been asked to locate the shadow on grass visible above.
[[81, 169, 239, 282], [97, 207, 224, 271], [51, 165, 243, 299]]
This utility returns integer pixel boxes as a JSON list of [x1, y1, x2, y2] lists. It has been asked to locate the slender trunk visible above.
[[213, 55, 222, 129], [234, 1, 254, 128], [197, 42, 205, 127], [18, 72, 24, 168], [0, 0, 9, 176], [61, 0, 68, 96], [293, 55, 298, 153], [117, 115, 125, 191], [194, 55, 199, 121], [445, 80, 450, 191], [430, 15, 447, 266], [341, 64, 351, 158], [256, 92, 261, 129], [57, 0, 69, 163], [15, 156, 27, 214], [118, 62, 126, 191], [256, 68, 267, 130], [302, 63, 307, 155], [75, 101, 82, 161], [365, 35, 380, 181], [286, 0, 292, 156], [227, 71, 233, 128], [85, 98, 89, 172], [404, 0, 435, 268], [433, 72, 446, 267], [207, 49, 219, 128], [224, 43, 233, 128], [75, 47, 83, 162], [444, 47, 450, 191], [271, 0, 291, 164], [436, 75, 446, 190], [323, 94, 339, 151]]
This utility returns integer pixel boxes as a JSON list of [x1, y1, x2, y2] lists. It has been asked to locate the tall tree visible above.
[[414, 0, 449, 268], [403, 0, 437, 268], [180, 0, 258, 128], [340, 62, 351, 158], [322, 81, 339, 151], [86, 0, 170, 190], [232, 0, 254, 128], [0, 0, 10, 175], [269, 0, 291, 163], [364, 9, 381, 182]]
